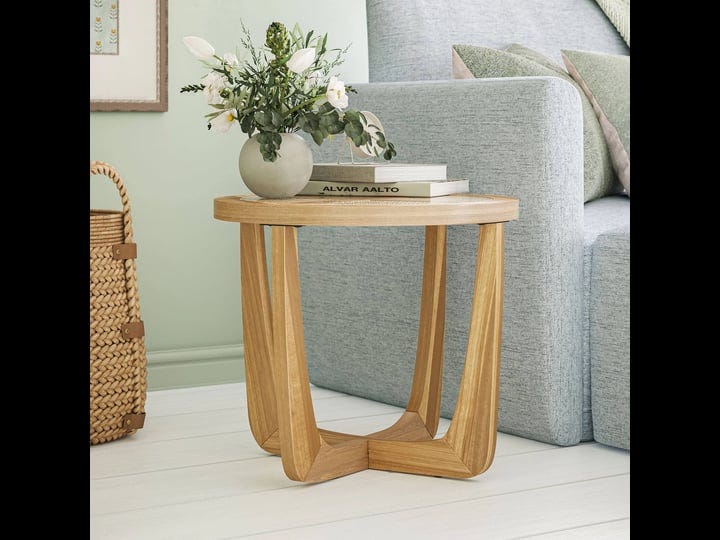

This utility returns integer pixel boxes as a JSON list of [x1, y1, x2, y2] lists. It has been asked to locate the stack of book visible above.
[[298, 163, 469, 198]]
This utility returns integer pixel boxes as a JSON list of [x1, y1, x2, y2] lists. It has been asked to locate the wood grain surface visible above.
[[215, 194, 518, 226], [225, 196, 517, 482]]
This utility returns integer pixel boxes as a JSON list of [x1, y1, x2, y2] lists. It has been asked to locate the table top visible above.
[[214, 194, 519, 227]]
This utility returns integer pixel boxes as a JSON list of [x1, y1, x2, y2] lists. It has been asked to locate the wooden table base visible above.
[[239, 222, 504, 483]]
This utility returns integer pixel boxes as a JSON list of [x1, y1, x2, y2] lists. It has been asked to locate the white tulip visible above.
[[326, 76, 348, 109], [201, 71, 227, 105], [286, 47, 316, 73], [209, 110, 237, 133], [182, 36, 215, 60], [222, 52, 239, 66]]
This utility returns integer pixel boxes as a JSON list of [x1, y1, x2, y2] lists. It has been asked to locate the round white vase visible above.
[[238, 133, 313, 199]]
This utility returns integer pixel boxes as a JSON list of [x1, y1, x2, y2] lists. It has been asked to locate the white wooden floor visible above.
[[90, 383, 630, 539]]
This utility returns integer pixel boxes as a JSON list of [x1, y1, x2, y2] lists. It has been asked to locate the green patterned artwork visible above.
[[90, 0, 119, 55]]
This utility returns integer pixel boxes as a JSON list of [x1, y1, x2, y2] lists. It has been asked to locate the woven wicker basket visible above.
[[90, 160, 147, 445]]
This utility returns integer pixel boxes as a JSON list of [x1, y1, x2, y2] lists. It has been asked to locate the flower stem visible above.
[[283, 94, 324, 117]]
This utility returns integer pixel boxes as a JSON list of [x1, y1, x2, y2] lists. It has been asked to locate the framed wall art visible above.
[[90, 0, 168, 111]]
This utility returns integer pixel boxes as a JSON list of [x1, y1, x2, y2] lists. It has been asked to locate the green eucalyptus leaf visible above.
[[343, 109, 360, 122], [344, 122, 361, 138], [240, 115, 253, 133], [254, 110, 272, 126], [311, 129, 324, 145], [304, 112, 320, 131], [324, 120, 344, 135], [382, 141, 397, 160], [318, 102, 334, 115], [297, 114, 309, 132], [319, 111, 339, 129]]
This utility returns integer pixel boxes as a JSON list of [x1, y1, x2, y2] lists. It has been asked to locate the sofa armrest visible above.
[[301, 76, 585, 445]]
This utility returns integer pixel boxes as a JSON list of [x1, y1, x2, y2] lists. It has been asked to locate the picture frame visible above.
[[90, 0, 168, 112]]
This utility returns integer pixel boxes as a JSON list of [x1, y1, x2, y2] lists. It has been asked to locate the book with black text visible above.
[[310, 162, 447, 183], [298, 179, 469, 198]]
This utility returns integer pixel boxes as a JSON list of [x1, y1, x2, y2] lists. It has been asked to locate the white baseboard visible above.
[[147, 344, 245, 390]]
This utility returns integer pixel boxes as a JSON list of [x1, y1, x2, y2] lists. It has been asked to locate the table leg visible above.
[[368, 223, 505, 478], [240, 224, 279, 454], [271, 225, 368, 482], [406, 225, 447, 436], [242, 222, 504, 482], [365, 225, 447, 442]]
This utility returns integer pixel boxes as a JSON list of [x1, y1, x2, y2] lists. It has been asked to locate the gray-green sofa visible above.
[[298, 0, 630, 450]]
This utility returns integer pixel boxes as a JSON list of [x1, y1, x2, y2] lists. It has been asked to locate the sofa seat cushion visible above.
[[588, 227, 630, 450], [581, 195, 629, 440]]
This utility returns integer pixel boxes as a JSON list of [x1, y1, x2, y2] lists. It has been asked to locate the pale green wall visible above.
[[90, 0, 369, 389]]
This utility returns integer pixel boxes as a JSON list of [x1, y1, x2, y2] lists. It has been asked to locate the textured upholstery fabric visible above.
[[595, 0, 630, 46], [366, 0, 629, 82], [296, 0, 630, 449], [581, 196, 630, 440], [300, 77, 586, 446], [589, 228, 630, 449], [455, 43, 616, 202], [562, 49, 630, 194]]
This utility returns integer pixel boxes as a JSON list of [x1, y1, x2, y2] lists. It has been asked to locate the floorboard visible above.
[[90, 383, 630, 539]]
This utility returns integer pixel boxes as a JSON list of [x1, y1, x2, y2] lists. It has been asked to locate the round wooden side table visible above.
[[214, 194, 519, 483]]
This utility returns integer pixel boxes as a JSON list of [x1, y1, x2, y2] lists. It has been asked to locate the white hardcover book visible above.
[[298, 179, 469, 198], [310, 162, 447, 183]]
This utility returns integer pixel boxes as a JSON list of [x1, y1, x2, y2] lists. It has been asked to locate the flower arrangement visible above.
[[181, 21, 396, 163]]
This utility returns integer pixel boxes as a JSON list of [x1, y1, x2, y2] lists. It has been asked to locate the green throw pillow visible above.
[[561, 49, 630, 195], [452, 43, 618, 202]]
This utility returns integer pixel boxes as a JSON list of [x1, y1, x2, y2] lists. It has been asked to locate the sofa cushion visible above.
[[367, 0, 630, 82], [453, 44, 617, 202], [589, 227, 630, 450], [562, 49, 630, 194], [582, 195, 629, 440], [301, 78, 587, 447]]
